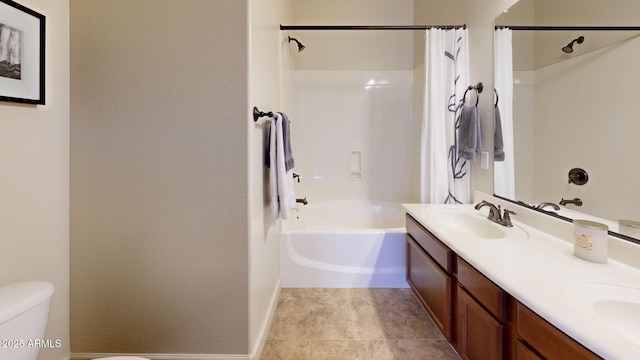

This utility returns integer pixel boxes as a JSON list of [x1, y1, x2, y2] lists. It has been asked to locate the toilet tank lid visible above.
[[0, 281, 55, 325]]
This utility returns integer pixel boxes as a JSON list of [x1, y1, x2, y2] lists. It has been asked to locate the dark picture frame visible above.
[[0, 0, 45, 105]]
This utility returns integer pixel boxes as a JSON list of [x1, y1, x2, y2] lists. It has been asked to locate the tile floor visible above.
[[261, 288, 462, 360]]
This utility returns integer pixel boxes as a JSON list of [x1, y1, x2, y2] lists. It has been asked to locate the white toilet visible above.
[[0, 281, 148, 360], [0, 281, 55, 360]]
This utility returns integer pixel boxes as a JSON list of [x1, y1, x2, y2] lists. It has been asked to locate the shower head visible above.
[[562, 36, 585, 53], [288, 36, 306, 52]]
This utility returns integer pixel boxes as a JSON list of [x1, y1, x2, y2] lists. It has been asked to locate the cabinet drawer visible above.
[[406, 214, 452, 273], [407, 236, 452, 340], [516, 303, 601, 360], [457, 257, 506, 322]]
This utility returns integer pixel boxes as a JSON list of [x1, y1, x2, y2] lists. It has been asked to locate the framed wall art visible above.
[[0, 0, 45, 105]]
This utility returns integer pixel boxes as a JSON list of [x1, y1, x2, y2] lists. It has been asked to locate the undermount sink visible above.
[[566, 283, 640, 346], [423, 206, 528, 240]]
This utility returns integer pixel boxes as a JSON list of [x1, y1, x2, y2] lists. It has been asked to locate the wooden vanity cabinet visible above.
[[454, 258, 509, 360], [455, 285, 505, 360], [406, 214, 453, 340], [405, 213, 603, 360], [516, 303, 601, 360]]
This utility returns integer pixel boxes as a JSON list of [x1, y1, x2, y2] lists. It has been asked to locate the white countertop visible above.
[[403, 199, 640, 360]]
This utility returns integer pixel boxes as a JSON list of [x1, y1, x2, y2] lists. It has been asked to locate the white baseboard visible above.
[[249, 279, 281, 360], [70, 353, 250, 360]]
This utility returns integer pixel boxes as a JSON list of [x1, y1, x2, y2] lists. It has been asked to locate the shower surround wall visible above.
[[291, 70, 417, 203], [287, 0, 418, 204]]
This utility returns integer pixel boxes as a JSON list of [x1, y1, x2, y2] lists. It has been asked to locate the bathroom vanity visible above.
[[407, 214, 597, 359], [404, 195, 640, 360]]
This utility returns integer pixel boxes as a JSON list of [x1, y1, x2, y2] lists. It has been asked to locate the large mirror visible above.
[[493, 0, 640, 241]]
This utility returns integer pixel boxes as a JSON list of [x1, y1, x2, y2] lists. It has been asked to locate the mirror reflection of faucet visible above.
[[535, 202, 561, 211], [560, 198, 583, 206]]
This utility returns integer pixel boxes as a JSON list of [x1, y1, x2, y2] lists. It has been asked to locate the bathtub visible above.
[[280, 200, 408, 288]]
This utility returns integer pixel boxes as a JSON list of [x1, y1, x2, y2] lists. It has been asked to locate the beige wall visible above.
[[248, 0, 292, 356], [289, 0, 414, 70], [0, 0, 70, 359], [413, 0, 466, 67], [70, 0, 249, 356]]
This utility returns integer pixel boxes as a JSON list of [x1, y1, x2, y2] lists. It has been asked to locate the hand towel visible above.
[[269, 118, 279, 219], [275, 113, 296, 219], [457, 105, 482, 161], [265, 112, 295, 171], [268, 113, 297, 219], [279, 112, 295, 171], [494, 105, 505, 161]]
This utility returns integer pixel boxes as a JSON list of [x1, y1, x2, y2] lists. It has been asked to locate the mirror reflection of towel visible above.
[[457, 105, 482, 161], [494, 105, 505, 161]]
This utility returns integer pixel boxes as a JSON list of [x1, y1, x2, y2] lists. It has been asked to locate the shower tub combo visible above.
[[280, 200, 408, 288]]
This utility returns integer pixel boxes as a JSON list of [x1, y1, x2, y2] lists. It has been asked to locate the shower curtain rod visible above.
[[280, 24, 466, 30], [496, 25, 640, 31]]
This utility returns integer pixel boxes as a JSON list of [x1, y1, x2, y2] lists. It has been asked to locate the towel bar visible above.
[[463, 82, 483, 106], [253, 106, 274, 122]]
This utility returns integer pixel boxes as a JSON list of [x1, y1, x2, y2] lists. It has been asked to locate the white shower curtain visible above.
[[420, 28, 470, 204], [493, 28, 515, 199]]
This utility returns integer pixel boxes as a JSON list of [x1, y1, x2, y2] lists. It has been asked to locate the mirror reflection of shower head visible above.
[[288, 36, 306, 52], [562, 36, 585, 53]]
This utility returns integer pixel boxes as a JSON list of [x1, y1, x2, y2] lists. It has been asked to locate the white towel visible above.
[[269, 118, 279, 218], [269, 113, 296, 219]]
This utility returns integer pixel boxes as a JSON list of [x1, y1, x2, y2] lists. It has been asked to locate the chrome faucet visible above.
[[475, 200, 502, 222], [474, 200, 516, 227], [535, 202, 561, 211]]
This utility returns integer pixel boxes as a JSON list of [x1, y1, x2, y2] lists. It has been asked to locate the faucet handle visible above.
[[502, 209, 516, 227]]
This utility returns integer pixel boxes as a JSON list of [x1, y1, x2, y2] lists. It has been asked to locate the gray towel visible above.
[[265, 112, 295, 171], [457, 105, 482, 161], [494, 105, 505, 161], [279, 112, 295, 171]]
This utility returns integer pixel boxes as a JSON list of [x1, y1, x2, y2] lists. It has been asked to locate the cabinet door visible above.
[[407, 235, 452, 340], [455, 286, 503, 360]]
